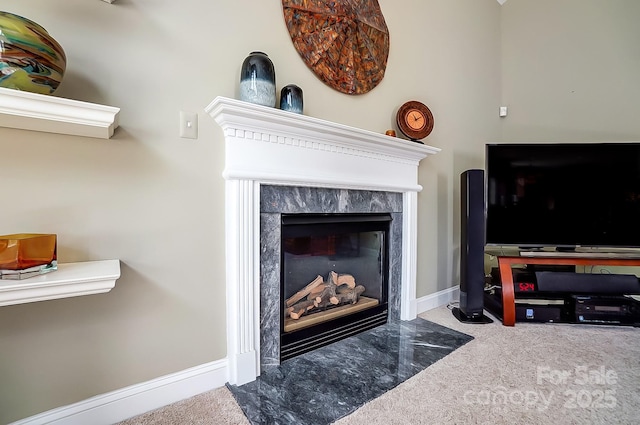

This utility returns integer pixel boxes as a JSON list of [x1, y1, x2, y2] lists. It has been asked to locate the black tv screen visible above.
[[485, 143, 640, 249]]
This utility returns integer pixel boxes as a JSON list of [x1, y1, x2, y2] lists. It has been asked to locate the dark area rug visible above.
[[227, 317, 473, 425]]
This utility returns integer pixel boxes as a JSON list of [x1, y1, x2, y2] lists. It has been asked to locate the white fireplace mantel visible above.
[[205, 96, 440, 385], [206, 96, 439, 192]]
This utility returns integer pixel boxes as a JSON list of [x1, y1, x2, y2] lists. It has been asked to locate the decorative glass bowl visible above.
[[0, 11, 66, 94], [0, 233, 57, 280]]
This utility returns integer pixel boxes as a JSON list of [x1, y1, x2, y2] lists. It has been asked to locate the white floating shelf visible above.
[[0, 259, 121, 307], [0, 87, 120, 139]]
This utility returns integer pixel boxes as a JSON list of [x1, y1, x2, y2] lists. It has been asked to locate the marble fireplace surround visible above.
[[205, 96, 440, 385], [260, 186, 403, 369]]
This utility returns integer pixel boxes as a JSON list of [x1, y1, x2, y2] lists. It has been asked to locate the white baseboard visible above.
[[415, 285, 459, 314], [11, 359, 228, 425]]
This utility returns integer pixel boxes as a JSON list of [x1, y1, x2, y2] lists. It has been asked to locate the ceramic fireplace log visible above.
[[328, 271, 338, 286], [286, 271, 367, 320], [307, 284, 325, 299], [313, 294, 338, 310], [286, 272, 358, 309], [285, 274, 324, 308], [289, 299, 317, 320], [337, 274, 356, 289], [314, 272, 339, 306], [335, 285, 365, 305], [287, 284, 367, 320]]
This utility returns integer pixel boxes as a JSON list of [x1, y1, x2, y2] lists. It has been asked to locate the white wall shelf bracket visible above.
[[0, 260, 121, 306], [0, 87, 120, 139]]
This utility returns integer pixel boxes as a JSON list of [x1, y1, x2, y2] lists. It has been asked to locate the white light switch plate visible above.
[[180, 111, 198, 139]]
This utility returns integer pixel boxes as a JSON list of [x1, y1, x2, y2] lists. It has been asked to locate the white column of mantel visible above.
[[225, 179, 261, 385], [401, 191, 419, 320]]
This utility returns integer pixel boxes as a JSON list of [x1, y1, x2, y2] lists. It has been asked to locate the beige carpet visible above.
[[118, 305, 640, 425]]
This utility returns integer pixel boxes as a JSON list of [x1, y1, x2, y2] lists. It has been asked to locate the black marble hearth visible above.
[[227, 318, 473, 425]]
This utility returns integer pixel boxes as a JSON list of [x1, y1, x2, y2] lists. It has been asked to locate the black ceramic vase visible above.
[[280, 84, 303, 114], [239, 51, 276, 107]]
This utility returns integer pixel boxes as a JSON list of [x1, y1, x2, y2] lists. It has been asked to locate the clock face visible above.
[[396, 101, 434, 141], [405, 109, 426, 130]]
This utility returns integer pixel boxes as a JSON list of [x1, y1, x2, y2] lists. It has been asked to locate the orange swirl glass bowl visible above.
[[0, 11, 66, 94]]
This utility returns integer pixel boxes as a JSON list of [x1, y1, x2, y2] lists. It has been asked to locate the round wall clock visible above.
[[396, 101, 434, 141], [282, 0, 389, 95]]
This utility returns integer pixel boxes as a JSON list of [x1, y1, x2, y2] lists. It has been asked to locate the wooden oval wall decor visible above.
[[282, 0, 390, 95]]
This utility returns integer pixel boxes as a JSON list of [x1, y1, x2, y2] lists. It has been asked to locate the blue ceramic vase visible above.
[[239, 51, 276, 107], [280, 84, 303, 114]]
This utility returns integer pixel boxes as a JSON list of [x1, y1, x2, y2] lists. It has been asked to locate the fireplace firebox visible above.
[[280, 213, 391, 361]]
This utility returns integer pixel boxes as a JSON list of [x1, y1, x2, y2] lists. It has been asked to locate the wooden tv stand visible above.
[[491, 251, 640, 326]]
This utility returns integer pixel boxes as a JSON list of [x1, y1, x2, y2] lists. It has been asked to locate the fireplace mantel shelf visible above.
[[205, 97, 440, 192], [206, 96, 439, 157], [206, 96, 439, 159], [0, 260, 121, 306]]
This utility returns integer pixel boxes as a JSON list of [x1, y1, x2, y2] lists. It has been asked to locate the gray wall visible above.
[[0, 0, 499, 422], [496, 0, 640, 274], [501, 0, 640, 141]]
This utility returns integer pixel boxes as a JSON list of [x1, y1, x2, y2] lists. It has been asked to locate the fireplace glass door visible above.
[[280, 213, 391, 361]]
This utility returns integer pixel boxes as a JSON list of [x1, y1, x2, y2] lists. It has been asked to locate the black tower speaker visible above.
[[453, 169, 493, 323]]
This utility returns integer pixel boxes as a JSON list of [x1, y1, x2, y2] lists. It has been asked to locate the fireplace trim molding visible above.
[[205, 96, 440, 385]]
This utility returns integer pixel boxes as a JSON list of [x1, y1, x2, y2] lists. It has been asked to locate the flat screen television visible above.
[[485, 142, 640, 249]]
